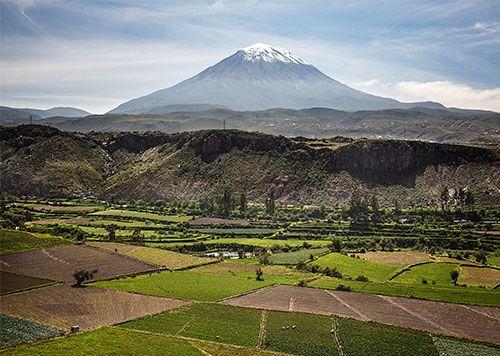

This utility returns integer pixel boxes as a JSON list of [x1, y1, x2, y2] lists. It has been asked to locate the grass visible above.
[[337, 317, 438, 355], [309, 277, 500, 306], [195, 228, 277, 235], [87, 241, 214, 269], [89, 209, 192, 222], [122, 303, 261, 348], [432, 336, 500, 356], [2, 326, 201, 355], [93, 261, 311, 301], [392, 262, 458, 285], [487, 255, 500, 268], [0, 229, 71, 255], [269, 248, 328, 265], [312, 253, 398, 282], [85, 219, 166, 228], [354, 251, 433, 267], [0, 314, 62, 349], [264, 310, 339, 355]]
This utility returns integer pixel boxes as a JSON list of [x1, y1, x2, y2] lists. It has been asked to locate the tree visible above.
[[450, 270, 459, 285], [330, 238, 342, 252], [239, 193, 247, 212], [220, 188, 233, 218], [440, 187, 450, 210], [73, 269, 98, 287], [266, 190, 275, 216], [255, 267, 264, 281], [464, 191, 475, 208], [393, 199, 402, 216], [131, 229, 145, 245], [105, 224, 118, 241]]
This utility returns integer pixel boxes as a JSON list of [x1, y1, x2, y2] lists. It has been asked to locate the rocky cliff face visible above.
[[1, 125, 498, 206]]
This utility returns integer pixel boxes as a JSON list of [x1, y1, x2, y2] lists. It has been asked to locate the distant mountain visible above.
[[147, 103, 227, 114], [1, 125, 498, 207], [37, 107, 500, 144], [109, 43, 448, 114], [0, 106, 91, 125]]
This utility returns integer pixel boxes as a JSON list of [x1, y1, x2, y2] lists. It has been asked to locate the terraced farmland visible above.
[[0, 284, 189, 331], [312, 252, 398, 281], [94, 261, 312, 301], [0, 271, 54, 295], [90, 209, 192, 222], [354, 251, 433, 267], [87, 241, 215, 269], [0, 245, 157, 282], [392, 262, 458, 285], [269, 248, 328, 265], [0, 229, 72, 255]]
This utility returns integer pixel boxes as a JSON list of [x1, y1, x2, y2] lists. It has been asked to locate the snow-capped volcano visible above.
[[109, 43, 439, 114], [240, 43, 308, 64]]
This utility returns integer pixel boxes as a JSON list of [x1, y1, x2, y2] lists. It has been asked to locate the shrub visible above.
[[297, 280, 307, 287], [336, 284, 351, 292], [355, 275, 369, 282], [255, 267, 264, 281], [73, 269, 98, 287], [421, 278, 428, 285]]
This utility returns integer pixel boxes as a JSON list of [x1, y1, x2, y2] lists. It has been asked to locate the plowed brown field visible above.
[[0, 271, 54, 294], [221, 285, 500, 344], [0, 245, 157, 283], [0, 284, 189, 331]]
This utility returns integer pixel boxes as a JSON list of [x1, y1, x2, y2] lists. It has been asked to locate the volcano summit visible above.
[[109, 43, 442, 114]]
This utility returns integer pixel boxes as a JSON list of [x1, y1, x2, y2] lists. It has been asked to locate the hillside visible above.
[[1, 125, 498, 206], [0, 106, 91, 125]]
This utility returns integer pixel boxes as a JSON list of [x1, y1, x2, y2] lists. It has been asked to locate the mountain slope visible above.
[[1, 125, 498, 207], [0, 106, 91, 125], [37, 107, 500, 143], [109, 43, 444, 113]]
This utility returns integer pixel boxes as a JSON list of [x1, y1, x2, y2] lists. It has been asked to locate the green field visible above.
[[269, 248, 328, 265], [0, 229, 72, 255], [89, 209, 192, 222], [122, 303, 261, 348], [487, 255, 500, 268], [0, 314, 62, 349], [337, 317, 437, 355], [93, 261, 311, 301], [432, 336, 500, 356], [86, 219, 166, 228], [312, 252, 398, 282], [309, 277, 500, 306], [392, 262, 458, 285], [194, 228, 277, 235], [264, 310, 339, 355]]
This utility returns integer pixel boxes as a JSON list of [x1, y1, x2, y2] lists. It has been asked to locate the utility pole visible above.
[[29, 115, 32, 125], [223, 119, 226, 130]]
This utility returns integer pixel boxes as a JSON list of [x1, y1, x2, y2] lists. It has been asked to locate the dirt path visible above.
[[325, 290, 369, 321], [257, 310, 268, 349], [331, 318, 344, 356]]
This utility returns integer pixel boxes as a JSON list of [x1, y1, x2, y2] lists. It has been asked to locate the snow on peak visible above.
[[240, 43, 308, 64]]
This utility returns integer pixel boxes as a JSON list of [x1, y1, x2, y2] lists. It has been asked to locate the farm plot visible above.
[[194, 228, 277, 235], [354, 251, 433, 267], [0, 245, 157, 283], [159, 238, 331, 248], [188, 217, 250, 226], [18, 203, 101, 213], [0, 314, 62, 349], [221, 285, 500, 344], [94, 261, 312, 302], [0, 284, 189, 332], [269, 248, 328, 265], [90, 209, 192, 222], [310, 276, 500, 306], [87, 241, 215, 269], [4, 326, 276, 356], [312, 252, 398, 281], [432, 336, 500, 356], [458, 266, 500, 287], [123, 303, 261, 348], [0, 271, 54, 295], [392, 262, 458, 285], [0, 229, 71, 255]]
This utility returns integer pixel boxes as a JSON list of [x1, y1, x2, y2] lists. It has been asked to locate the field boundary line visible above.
[[378, 295, 454, 335], [177, 316, 195, 335], [216, 284, 277, 303], [288, 297, 294, 312], [41, 248, 72, 266], [458, 304, 500, 321], [324, 290, 369, 321], [331, 318, 344, 356], [257, 310, 268, 349]]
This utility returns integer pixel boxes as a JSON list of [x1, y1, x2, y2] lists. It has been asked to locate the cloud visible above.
[[352, 79, 500, 112]]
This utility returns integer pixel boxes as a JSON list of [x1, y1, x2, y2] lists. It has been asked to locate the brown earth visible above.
[[0, 245, 157, 283], [0, 284, 189, 331], [458, 266, 500, 287], [221, 285, 500, 345], [0, 271, 55, 294], [354, 251, 433, 267]]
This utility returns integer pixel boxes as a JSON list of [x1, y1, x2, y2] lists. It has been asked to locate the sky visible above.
[[1, 0, 499, 113]]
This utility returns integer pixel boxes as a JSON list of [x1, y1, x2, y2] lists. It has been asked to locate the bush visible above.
[[336, 284, 351, 292], [355, 275, 369, 282], [73, 269, 98, 287], [421, 278, 428, 285], [255, 267, 264, 281], [297, 280, 307, 287]]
